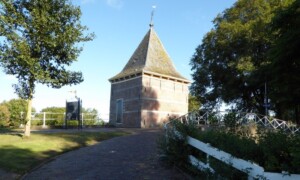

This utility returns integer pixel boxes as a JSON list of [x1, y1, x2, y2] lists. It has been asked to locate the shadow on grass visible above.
[[0, 127, 23, 138], [0, 131, 129, 174], [10, 133, 23, 138], [0, 127, 16, 133], [0, 145, 51, 174], [39, 131, 129, 147]]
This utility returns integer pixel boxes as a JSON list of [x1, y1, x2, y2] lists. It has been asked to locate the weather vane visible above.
[[150, 5, 156, 27]]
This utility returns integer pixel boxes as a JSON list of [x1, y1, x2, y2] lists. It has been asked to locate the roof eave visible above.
[[142, 70, 190, 84], [109, 71, 143, 83]]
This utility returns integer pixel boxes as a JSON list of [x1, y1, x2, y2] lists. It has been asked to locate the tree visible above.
[[190, 0, 293, 114], [40, 106, 65, 123], [0, 0, 94, 136], [82, 108, 98, 114], [1, 99, 28, 127], [82, 108, 99, 121], [41, 107, 65, 114], [0, 105, 10, 127], [268, 0, 300, 123], [188, 94, 201, 112]]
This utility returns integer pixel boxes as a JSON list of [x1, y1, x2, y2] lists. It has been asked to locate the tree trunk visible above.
[[24, 98, 32, 137]]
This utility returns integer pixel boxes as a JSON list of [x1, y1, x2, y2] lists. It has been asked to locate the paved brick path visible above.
[[22, 129, 187, 180]]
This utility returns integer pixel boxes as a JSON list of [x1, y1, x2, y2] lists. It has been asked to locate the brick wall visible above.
[[140, 75, 189, 127], [109, 74, 189, 128], [109, 76, 142, 127]]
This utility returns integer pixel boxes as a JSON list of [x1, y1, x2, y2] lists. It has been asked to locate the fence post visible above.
[[206, 150, 210, 167], [20, 111, 24, 128], [42, 112, 46, 128]]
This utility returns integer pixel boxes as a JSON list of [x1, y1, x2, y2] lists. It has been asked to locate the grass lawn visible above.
[[0, 130, 129, 174]]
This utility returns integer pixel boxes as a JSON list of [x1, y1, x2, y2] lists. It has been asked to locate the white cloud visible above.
[[106, 0, 123, 9]]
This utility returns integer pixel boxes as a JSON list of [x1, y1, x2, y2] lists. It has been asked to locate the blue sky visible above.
[[0, 0, 236, 119]]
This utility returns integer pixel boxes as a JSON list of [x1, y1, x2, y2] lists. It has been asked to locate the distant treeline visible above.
[[0, 98, 100, 127]]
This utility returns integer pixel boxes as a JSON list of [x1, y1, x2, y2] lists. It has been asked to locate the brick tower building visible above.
[[109, 25, 190, 128]]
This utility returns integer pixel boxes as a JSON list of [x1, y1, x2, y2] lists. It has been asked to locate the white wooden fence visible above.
[[163, 119, 300, 180], [187, 135, 300, 180]]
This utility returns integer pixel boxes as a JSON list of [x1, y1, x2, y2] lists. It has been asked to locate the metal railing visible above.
[[20, 112, 106, 128], [174, 110, 300, 134]]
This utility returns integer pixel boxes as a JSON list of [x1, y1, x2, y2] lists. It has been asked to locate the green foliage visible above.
[[53, 119, 64, 126], [82, 108, 99, 124], [31, 107, 65, 126], [188, 94, 201, 112], [207, 113, 219, 125], [40, 107, 65, 124], [223, 112, 238, 131], [161, 121, 300, 178], [159, 121, 191, 167], [66, 120, 79, 126], [0, 99, 28, 127], [290, 134, 300, 171], [31, 106, 100, 127], [190, 0, 295, 117], [259, 131, 300, 173], [195, 130, 263, 166], [160, 121, 241, 178], [0, 0, 94, 135], [0, 0, 94, 99], [82, 108, 98, 114], [209, 157, 248, 180], [41, 107, 65, 113], [0, 105, 10, 127], [95, 120, 107, 126], [267, 0, 300, 123]]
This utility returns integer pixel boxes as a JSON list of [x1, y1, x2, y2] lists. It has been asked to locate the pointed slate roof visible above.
[[109, 27, 189, 83]]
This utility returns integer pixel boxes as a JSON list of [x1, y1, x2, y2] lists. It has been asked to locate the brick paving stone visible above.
[[22, 129, 187, 180]]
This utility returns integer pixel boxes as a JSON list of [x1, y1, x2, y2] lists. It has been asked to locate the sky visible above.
[[0, 0, 236, 120]]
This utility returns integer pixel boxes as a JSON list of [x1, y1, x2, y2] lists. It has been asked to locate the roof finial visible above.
[[150, 5, 156, 28]]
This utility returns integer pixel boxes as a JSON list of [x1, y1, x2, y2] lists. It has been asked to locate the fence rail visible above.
[[20, 112, 106, 128], [187, 136, 300, 180], [176, 111, 300, 134], [164, 122, 300, 179]]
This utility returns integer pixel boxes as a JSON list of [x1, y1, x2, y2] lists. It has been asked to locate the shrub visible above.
[[0, 105, 10, 127], [1, 99, 27, 127], [95, 120, 106, 126], [83, 119, 97, 126], [290, 134, 300, 173], [31, 120, 43, 126], [158, 120, 214, 178], [160, 120, 300, 178], [159, 121, 191, 167], [259, 131, 300, 173], [223, 112, 238, 131], [207, 113, 219, 125]]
